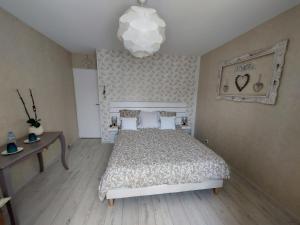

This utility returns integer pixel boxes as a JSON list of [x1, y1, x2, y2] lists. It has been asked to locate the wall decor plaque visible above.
[[216, 40, 288, 104]]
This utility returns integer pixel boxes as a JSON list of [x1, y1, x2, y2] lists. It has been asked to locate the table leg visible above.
[[37, 152, 44, 172], [0, 210, 5, 225], [0, 169, 19, 225], [58, 133, 69, 170]]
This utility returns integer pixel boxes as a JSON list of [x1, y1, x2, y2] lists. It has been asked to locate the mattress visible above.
[[98, 129, 230, 200]]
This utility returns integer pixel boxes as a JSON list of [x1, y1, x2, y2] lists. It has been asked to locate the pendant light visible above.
[[117, 0, 166, 58]]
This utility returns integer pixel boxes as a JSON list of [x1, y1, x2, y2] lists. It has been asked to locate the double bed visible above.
[[99, 126, 230, 206]]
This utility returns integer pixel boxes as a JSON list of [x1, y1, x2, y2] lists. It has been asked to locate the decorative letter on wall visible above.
[[216, 40, 288, 105]]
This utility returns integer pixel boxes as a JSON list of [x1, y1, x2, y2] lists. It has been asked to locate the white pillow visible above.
[[139, 111, 160, 128], [121, 117, 137, 130], [160, 116, 176, 130]]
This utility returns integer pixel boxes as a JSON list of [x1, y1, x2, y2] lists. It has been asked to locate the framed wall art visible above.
[[216, 40, 288, 105]]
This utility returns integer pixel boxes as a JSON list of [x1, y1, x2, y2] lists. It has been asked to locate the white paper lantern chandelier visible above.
[[117, 0, 166, 58]]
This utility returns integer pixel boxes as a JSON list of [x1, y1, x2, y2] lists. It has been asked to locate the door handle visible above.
[[95, 103, 100, 106]]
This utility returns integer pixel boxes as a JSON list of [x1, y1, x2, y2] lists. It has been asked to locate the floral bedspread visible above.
[[99, 129, 230, 200]]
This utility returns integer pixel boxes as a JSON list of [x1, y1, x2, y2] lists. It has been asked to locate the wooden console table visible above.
[[0, 131, 69, 225]]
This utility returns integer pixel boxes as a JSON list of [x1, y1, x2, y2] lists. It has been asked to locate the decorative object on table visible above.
[[253, 74, 264, 92], [28, 133, 37, 142], [5, 143, 17, 154], [217, 39, 288, 105], [17, 89, 44, 135], [24, 137, 40, 144], [2, 132, 24, 155], [1, 147, 24, 156], [6, 132, 17, 154], [181, 117, 188, 126], [235, 74, 250, 92], [24, 133, 41, 144], [28, 125, 44, 136], [117, 0, 166, 58]]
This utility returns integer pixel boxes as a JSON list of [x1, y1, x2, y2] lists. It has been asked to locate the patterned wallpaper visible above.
[[97, 50, 199, 142], [72, 53, 97, 69]]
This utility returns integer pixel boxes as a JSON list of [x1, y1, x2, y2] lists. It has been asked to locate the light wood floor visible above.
[[13, 139, 299, 225]]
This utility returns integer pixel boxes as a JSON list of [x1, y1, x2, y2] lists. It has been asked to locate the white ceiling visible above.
[[1, 0, 299, 56]]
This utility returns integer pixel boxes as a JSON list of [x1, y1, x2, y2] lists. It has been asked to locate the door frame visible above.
[[73, 68, 101, 138]]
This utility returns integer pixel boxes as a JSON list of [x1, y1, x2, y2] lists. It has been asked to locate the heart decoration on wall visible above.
[[235, 74, 250, 92], [253, 74, 264, 92]]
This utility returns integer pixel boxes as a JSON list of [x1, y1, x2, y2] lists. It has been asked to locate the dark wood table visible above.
[[0, 131, 69, 225]]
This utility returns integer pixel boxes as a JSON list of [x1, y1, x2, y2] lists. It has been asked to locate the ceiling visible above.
[[1, 0, 299, 56]]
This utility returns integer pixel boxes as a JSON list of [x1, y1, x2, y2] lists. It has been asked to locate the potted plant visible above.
[[17, 89, 44, 136]]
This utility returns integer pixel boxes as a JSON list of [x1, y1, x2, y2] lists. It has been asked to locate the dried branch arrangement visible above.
[[17, 89, 41, 128]]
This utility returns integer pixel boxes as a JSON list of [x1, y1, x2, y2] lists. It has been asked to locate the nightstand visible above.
[[177, 125, 192, 135], [108, 126, 119, 142]]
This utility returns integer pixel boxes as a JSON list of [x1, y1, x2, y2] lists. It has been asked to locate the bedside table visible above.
[[108, 127, 119, 142], [177, 126, 192, 135]]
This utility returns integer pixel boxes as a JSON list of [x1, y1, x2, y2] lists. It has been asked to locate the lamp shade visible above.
[[117, 6, 166, 58]]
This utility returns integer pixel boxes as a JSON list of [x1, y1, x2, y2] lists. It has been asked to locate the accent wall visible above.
[[97, 50, 199, 143]]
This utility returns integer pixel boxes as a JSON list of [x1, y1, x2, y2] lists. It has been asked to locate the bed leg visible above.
[[213, 188, 221, 195], [108, 199, 114, 207]]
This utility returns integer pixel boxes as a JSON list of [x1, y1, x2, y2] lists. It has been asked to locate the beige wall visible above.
[[72, 53, 97, 69], [0, 8, 78, 192], [195, 5, 300, 218]]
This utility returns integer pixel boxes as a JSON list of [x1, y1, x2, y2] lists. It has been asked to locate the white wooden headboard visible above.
[[110, 101, 187, 125]]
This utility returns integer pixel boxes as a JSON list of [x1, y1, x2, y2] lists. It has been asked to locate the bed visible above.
[[99, 128, 230, 206]]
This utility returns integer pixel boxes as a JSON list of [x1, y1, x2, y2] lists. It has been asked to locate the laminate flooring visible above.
[[12, 139, 299, 225]]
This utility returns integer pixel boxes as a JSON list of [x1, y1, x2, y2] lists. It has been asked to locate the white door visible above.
[[73, 69, 101, 138]]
